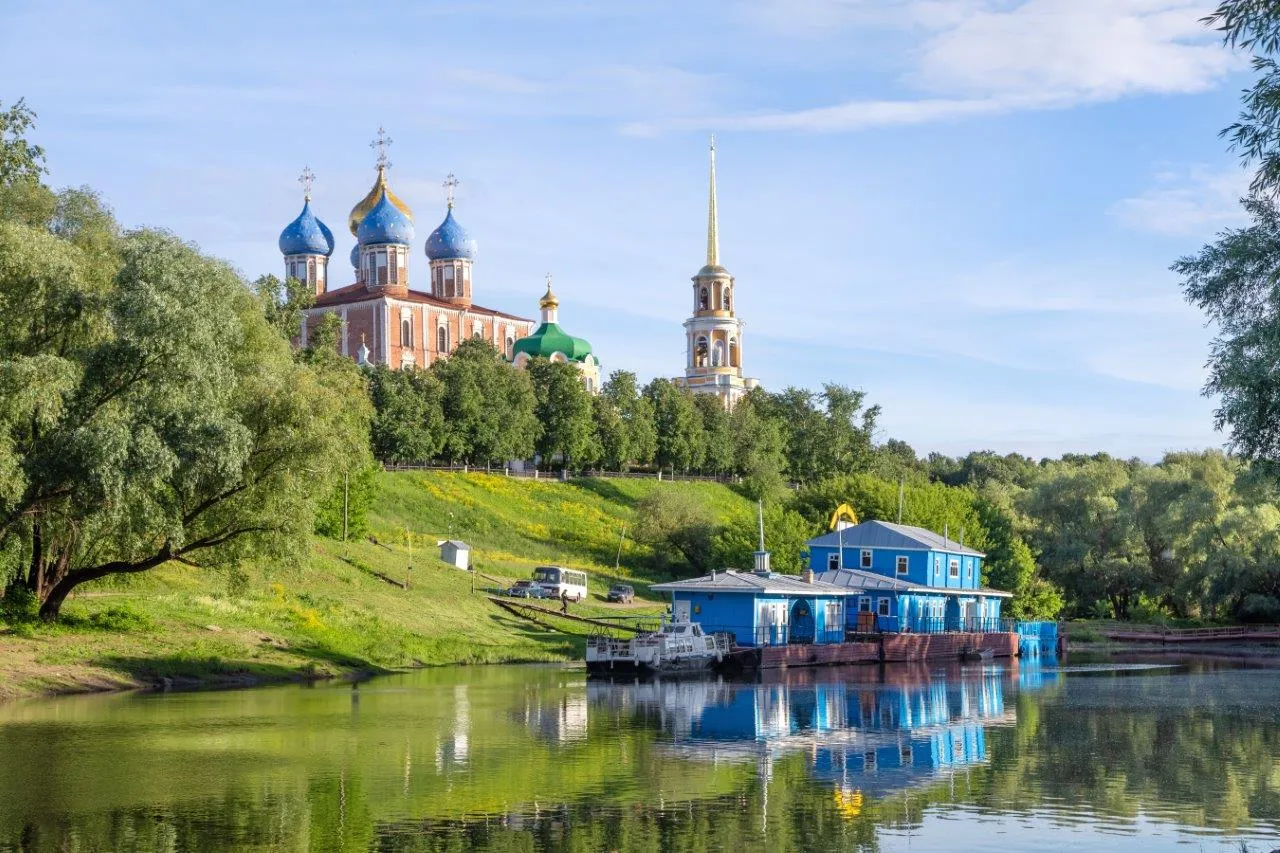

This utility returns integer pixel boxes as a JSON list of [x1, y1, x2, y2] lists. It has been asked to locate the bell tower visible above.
[[676, 137, 754, 406]]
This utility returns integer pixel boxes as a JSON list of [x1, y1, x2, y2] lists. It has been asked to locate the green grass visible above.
[[0, 471, 749, 699]]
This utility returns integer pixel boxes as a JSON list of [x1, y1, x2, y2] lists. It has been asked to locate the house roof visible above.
[[310, 283, 533, 322], [815, 568, 1014, 598], [437, 539, 470, 549], [807, 520, 985, 557], [651, 570, 849, 596]]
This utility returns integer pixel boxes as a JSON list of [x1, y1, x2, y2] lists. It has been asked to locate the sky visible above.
[[0, 0, 1257, 460]]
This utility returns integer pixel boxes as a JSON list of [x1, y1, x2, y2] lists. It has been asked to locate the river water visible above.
[[1, 655, 1279, 852]]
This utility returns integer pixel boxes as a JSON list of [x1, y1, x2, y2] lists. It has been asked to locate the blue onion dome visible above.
[[278, 199, 335, 257], [350, 245, 359, 268], [425, 207, 477, 261], [356, 189, 415, 246]]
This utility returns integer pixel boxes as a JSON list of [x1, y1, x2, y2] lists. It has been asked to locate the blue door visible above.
[[791, 599, 815, 644]]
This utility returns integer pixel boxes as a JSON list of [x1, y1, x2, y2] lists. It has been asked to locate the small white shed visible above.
[[438, 539, 471, 570]]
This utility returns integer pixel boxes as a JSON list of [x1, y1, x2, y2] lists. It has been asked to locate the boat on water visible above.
[[961, 647, 994, 662], [586, 619, 732, 676]]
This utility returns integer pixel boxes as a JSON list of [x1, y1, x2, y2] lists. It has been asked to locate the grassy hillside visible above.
[[0, 472, 754, 700]]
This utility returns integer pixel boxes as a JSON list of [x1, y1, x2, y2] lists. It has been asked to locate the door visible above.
[[673, 599, 691, 623], [790, 599, 816, 644]]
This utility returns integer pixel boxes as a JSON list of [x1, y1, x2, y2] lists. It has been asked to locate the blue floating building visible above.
[[807, 520, 1012, 634]]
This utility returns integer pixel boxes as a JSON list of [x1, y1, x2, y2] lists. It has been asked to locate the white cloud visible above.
[[1108, 165, 1250, 236], [651, 0, 1240, 134]]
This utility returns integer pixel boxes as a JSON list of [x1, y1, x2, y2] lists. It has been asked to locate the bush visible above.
[[0, 584, 39, 625], [79, 605, 155, 633], [1237, 594, 1280, 623], [1069, 624, 1103, 643]]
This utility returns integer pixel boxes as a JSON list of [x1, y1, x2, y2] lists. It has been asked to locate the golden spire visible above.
[[706, 135, 719, 268], [539, 272, 559, 308]]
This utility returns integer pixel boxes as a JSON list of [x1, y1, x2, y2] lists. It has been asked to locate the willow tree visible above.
[[0, 187, 365, 619]]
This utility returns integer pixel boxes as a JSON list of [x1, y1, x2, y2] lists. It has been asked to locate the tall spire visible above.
[[706, 135, 719, 267]]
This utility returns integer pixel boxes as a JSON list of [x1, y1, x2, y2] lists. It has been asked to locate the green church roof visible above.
[[512, 322, 593, 362]]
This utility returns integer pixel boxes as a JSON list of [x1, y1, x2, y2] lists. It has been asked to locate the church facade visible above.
[[673, 139, 758, 406], [279, 135, 536, 371]]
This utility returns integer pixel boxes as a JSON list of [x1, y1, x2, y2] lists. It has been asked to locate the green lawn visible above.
[[0, 471, 749, 700]]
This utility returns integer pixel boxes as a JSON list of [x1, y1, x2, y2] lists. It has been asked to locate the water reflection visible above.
[[2, 657, 1279, 853]]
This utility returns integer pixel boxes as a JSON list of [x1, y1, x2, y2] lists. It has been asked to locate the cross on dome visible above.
[[370, 126, 393, 170], [298, 165, 315, 201], [443, 173, 459, 208]]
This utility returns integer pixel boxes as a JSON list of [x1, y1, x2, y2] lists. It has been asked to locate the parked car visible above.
[[607, 583, 635, 604], [508, 580, 549, 599]]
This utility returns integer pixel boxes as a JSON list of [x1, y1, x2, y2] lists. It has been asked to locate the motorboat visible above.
[[586, 618, 731, 675]]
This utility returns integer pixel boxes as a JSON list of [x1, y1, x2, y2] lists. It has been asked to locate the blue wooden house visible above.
[[806, 520, 1012, 634], [650, 569, 849, 647]]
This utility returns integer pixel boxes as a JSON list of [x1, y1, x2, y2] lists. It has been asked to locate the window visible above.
[[307, 258, 316, 282], [695, 336, 709, 367], [437, 325, 449, 354], [723, 287, 731, 311], [877, 597, 890, 616], [729, 338, 738, 367], [505, 336, 514, 359], [827, 553, 839, 571], [712, 340, 724, 366], [699, 287, 708, 309], [949, 558, 960, 578], [896, 556, 909, 575], [444, 266, 455, 296], [400, 318, 412, 348], [860, 550, 872, 569], [859, 597, 871, 612], [376, 252, 388, 286], [825, 601, 841, 628]]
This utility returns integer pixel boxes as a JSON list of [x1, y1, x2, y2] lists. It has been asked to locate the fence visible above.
[[381, 462, 751, 484]]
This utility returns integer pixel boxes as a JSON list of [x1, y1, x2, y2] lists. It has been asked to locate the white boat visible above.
[[586, 618, 732, 675]]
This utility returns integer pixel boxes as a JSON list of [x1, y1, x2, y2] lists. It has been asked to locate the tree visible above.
[[431, 338, 536, 466], [253, 273, 314, 343], [631, 488, 718, 575], [0, 99, 45, 185], [712, 503, 815, 574], [590, 394, 629, 471], [729, 388, 787, 500], [366, 365, 445, 463], [1205, 1, 1280, 195], [527, 358, 593, 469], [694, 395, 733, 475], [603, 370, 655, 468], [0, 222, 366, 620], [644, 379, 700, 473]]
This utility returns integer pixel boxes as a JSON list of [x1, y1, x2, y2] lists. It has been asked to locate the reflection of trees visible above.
[[3, 666, 1280, 851]]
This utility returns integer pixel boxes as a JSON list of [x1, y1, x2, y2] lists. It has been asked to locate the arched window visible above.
[[401, 318, 412, 348], [699, 288, 709, 309], [695, 336, 709, 367], [712, 340, 725, 367], [505, 336, 514, 359], [443, 266, 455, 297], [723, 287, 731, 311], [437, 325, 449, 354], [729, 337, 738, 367]]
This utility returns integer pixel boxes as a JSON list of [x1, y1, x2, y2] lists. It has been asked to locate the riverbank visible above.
[[0, 471, 729, 701]]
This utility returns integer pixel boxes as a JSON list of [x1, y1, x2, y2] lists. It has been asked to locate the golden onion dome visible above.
[[539, 282, 559, 309], [348, 166, 413, 236]]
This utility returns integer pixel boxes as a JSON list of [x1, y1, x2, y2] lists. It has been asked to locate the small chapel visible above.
[[279, 130, 598, 391]]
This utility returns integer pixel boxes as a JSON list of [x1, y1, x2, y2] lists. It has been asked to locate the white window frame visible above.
[[827, 552, 839, 571], [877, 597, 891, 617], [896, 555, 909, 575], [949, 558, 960, 578], [859, 597, 871, 612], [860, 549, 872, 569]]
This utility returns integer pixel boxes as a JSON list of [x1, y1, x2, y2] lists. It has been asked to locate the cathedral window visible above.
[[307, 258, 316, 283], [729, 337, 738, 367], [724, 288, 731, 311], [444, 266, 455, 297], [401, 318, 412, 348], [437, 325, 449, 354], [695, 336, 709, 367], [699, 288, 708, 310], [712, 340, 725, 367]]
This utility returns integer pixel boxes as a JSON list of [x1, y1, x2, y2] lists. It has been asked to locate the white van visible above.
[[533, 566, 588, 602]]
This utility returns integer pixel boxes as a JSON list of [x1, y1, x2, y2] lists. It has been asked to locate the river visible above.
[[1, 654, 1279, 852]]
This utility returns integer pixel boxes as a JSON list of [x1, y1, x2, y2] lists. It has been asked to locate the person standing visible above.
[[560, 590, 569, 615]]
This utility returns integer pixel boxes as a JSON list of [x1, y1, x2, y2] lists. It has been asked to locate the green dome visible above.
[[512, 322, 593, 362]]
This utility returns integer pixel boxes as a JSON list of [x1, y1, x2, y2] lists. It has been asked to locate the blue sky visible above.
[[0, 0, 1255, 459]]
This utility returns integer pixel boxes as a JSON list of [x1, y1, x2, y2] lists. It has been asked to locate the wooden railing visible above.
[[1095, 623, 1280, 642]]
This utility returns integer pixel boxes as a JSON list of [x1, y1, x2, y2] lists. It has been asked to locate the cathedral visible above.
[[673, 139, 757, 406], [279, 130, 597, 388], [279, 132, 754, 404]]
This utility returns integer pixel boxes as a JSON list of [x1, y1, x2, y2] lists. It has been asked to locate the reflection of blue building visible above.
[[594, 668, 1026, 801], [807, 521, 1013, 634]]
